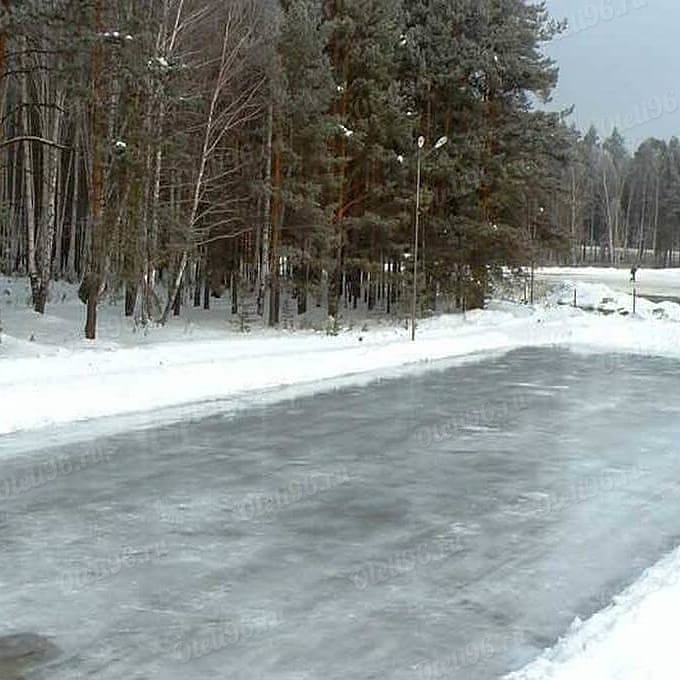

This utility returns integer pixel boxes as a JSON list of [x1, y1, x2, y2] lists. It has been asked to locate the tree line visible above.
[[0, 0, 615, 338], [562, 126, 680, 268]]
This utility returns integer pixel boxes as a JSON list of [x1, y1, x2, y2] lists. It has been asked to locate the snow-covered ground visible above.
[[4, 272, 680, 437], [506, 544, 680, 680], [0, 276, 553, 435], [538, 265, 680, 299], [5, 269, 680, 679]]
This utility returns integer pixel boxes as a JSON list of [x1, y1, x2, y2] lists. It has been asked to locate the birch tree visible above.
[[160, 0, 265, 323]]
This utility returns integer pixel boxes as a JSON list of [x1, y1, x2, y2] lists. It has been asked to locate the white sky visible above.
[[542, 0, 680, 148]]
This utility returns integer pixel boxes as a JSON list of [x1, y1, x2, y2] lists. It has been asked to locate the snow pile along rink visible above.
[[505, 543, 680, 680], [5, 273, 680, 434], [0, 304, 567, 435], [546, 279, 680, 321]]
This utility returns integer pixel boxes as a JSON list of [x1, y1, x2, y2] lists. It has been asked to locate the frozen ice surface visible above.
[[2, 349, 680, 679]]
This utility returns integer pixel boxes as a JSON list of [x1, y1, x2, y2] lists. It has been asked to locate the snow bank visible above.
[[4, 275, 680, 436], [538, 266, 680, 299], [547, 279, 680, 321], [506, 543, 680, 680], [0, 303, 561, 435]]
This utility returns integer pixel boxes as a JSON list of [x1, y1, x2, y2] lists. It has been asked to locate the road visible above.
[[2, 348, 680, 679]]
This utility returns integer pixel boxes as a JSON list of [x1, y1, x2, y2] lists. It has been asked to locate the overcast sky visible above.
[[542, 0, 680, 148]]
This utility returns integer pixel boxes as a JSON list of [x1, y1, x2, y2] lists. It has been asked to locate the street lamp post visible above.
[[411, 137, 424, 342], [411, 135, 448, 341]]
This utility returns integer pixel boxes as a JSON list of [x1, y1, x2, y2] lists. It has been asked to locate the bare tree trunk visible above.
[[268, 140, 282, 327], [624, 177, 635, 253], [85, 0, 105, 340], [35, 89, 64, 313], [139, 109, 154, 323], [172, 274, 182, 316], [9, 143, 21, 271], [602, 166, 615, 265], [146, 98, 164, 315], [203, 274, 210, 310], [54, 148, 71, 278], [66, 132, 80, 281], [569, 166, 578, 264], [193, 257, 202, 307], [638, 177, 647, 260], [0, 0, 8, 273], [258, 102, 273, 317], [20, 50, 39, 302], [652, 177, 660, 262], [85, 286, 98, 339]]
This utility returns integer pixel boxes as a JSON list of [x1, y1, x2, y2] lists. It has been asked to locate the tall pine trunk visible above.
[[85, 0, 104, 339], [268, 140, 282, 327], [259, 102, 273, 318], [20, 51, 39, 303]]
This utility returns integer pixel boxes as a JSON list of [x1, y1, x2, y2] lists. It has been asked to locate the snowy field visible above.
[[538, 265, 680, 299], [4, 269, 680, 679]]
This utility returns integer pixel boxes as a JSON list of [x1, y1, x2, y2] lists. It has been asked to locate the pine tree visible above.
[[324, 0, 413, 317], [658, 138, 680, 265], [402, 0, 568, 309], [267, 0, 335, 324]]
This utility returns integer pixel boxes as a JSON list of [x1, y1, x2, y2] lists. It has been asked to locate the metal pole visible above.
[[411, 150, 422, 341]]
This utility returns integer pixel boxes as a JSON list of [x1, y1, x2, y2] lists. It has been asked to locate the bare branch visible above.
[[195, 226, 254, 247], [0, 135, 69, 150]]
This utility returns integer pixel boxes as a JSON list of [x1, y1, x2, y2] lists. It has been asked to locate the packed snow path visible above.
[[2, 348, 680, 679]]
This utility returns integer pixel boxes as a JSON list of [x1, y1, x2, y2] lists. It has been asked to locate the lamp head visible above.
[[417, 136, 425, 149]]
